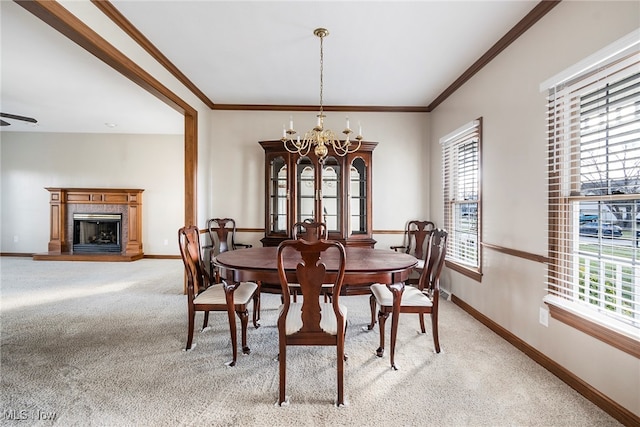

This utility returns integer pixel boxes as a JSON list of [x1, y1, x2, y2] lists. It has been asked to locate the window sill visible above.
[[445, 260, 482, 282], [543, 295, 640, 358]]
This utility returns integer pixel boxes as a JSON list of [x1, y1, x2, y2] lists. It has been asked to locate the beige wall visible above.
[[0, 115, 429, 256], [429, 1, 640, 416], [0, 132, 184, 255]]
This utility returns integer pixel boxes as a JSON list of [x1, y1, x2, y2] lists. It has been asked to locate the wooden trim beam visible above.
[[184, 113, 197, 227]]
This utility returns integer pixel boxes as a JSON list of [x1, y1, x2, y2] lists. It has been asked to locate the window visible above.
[[441, 118, 482, 280], [543, 31, 639, 356]]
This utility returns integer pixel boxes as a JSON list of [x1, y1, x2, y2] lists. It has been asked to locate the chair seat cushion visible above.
[[279, 302, 347, 335], [415, 259, 425, 270], [194, 281, 258, 306], [370, 283, 432, 308]]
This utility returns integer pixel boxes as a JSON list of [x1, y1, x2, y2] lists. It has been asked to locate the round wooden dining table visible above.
[[213, 245, 417, 366], [214, 246, 418, 295]]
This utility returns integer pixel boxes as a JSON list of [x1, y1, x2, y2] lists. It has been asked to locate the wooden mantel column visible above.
[[47, 188, 68, 253], [125, 190, 143, 256]]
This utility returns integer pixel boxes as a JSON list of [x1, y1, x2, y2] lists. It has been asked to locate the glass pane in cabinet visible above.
[[269, 157, 287, 234], [297, 158, 315, 222], [350, 199, 366, 233], [323, 197, 339, 230], [350, 158, 367, 234], [322, 158, 341, 232]]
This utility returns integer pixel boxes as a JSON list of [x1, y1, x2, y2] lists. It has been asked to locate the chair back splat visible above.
[[289, 220, 331, 302], [276, 238, 347, 406]]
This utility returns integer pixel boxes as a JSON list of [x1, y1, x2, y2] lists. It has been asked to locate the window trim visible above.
[[539, 28, 640, 92], [542, 29, 640, 355], [544, 295, 640, 358], [445, 259, 483, 282], [441, 118, 483, 281]]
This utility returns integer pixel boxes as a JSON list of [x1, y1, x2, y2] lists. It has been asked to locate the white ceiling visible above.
[[0, 0, 540, 134]]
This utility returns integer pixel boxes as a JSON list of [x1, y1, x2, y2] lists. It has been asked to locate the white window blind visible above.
[[545, 47, 640, 333], [441, 119, 481, 269]]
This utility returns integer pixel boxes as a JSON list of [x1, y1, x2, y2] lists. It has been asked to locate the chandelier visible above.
[[281, 28, 363, 162]]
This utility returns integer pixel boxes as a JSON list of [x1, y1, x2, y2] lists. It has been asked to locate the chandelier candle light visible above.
[[281, 28, 363, 162]]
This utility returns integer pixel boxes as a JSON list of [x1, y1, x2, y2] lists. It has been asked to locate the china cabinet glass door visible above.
[[322, 156, 341, 233], [350, 157, 367, 235], [296, 156, 315, 223], [268, 155, 288, 235]]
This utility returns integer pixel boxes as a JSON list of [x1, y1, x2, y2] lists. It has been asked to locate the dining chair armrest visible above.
[[234, 243, 252, 249], [390, 245, 407, 253]]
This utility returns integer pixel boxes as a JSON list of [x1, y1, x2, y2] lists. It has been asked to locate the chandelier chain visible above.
[[319, 34, 324, 115]]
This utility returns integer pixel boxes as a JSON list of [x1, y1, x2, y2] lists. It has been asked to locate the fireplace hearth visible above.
[[73, 213, 122, 253]]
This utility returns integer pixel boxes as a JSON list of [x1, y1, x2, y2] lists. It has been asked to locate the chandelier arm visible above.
[[332, 143, 349, 157], [283, 138, 302, 154], [299, 142, 312, 157], [348, 139, 362, 154]]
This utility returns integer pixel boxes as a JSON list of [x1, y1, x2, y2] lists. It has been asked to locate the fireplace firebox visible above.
[[73, 213, 122, 253]]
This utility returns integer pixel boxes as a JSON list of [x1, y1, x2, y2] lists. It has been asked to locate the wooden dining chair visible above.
[[178, 225, 260, 366], [365, 220, 435, 330], [276, 238, 348, 406], [204, 218, 252, 282], [369, 228, 448, 370]]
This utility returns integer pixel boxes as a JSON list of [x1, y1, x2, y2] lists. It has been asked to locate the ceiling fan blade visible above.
[[0, 119, 10, 126], [0, 113, 38, 124]]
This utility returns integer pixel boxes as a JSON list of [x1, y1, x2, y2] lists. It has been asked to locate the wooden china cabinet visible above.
[[260, 140, 377, 248]]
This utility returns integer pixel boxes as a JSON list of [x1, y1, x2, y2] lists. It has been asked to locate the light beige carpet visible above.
[[0, 257, 620, 426]]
